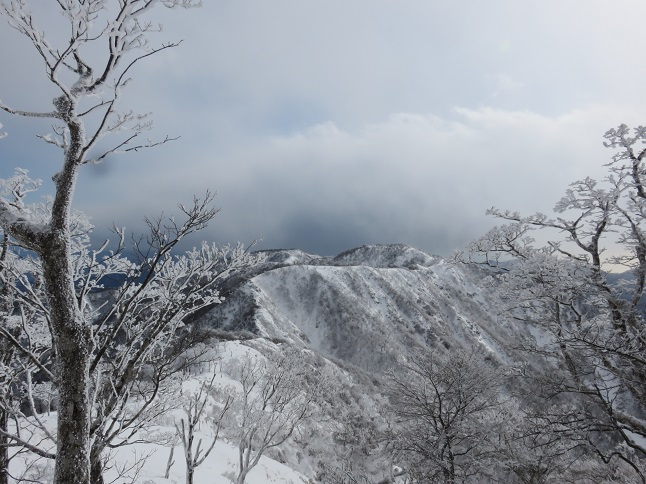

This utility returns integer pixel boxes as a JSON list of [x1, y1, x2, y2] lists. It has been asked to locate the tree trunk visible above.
[[0, 406, 8, 484], [0, 341, 11, 484], [90, 442, 106, 484], [185, 428, 194, 484], [236, 470, 248, 484], [0, 238, 12, 484], [165, 447, 175, 479], [43, 236, 93, 484]]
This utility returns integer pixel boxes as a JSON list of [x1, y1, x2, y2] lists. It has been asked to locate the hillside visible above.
[[200, 244, 526, 371], [185, 244, 556, 482]]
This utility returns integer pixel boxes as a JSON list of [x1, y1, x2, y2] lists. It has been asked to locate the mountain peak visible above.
[[255, 248, 322, 265], [332, 243, 439, 269]]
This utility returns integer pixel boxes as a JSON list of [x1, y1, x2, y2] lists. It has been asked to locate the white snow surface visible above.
[[10, 341, 312, 484], [223, 248, 526, 370]]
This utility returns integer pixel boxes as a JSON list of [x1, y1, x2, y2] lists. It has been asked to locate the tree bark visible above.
[[43, 234, 93, 484], [0, 406, 8, 484], [0, 237, 12, 484], [0, 334, 12, 484], [90, 443, 105, 484]]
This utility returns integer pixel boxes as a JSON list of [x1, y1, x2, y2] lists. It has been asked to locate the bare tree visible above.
[[457, 124, 646, 481], [175, 373, 232, 484], [226, 348, 323, 484], [0, 1, 205, 482], [385, 349, 508, 484]]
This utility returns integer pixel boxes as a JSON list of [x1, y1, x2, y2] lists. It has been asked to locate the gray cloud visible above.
[[72, 106, 644, 256], [2, 1, 646, 256]]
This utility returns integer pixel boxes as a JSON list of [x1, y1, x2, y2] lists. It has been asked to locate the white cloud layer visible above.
[[74, 104, 644, 255], [1, 0, 646, 255]]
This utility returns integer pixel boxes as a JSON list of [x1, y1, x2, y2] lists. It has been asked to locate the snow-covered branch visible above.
[[458, 124, 646, 481], [0, 102, 60, 121], [226, 348, 324, 484]]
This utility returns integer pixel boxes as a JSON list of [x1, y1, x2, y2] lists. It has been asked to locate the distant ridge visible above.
[[332, 243, 439, 268], [199, 243, 527, 372]]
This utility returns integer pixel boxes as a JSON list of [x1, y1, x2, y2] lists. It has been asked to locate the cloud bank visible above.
[[2, 0, 646, 256], [75, 104, 644, 256]]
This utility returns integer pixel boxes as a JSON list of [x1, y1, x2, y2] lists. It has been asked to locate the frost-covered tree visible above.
[[0, 2, 223, 482], [0, 182, 261, 483], [225, 348, 324, 484], [175, 374, 231, 484], [457, 124, 646, 482], [385, 349, 508, 483]]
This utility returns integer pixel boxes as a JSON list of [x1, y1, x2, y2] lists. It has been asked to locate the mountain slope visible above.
[[201, 244, 525, 371]]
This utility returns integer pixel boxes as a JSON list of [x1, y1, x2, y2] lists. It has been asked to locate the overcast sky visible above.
[[1, 1, 646, 256]]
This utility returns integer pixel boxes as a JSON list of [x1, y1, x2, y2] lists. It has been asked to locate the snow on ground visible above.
[[103, 439, 309, 484], [9, 340, 311, 484]]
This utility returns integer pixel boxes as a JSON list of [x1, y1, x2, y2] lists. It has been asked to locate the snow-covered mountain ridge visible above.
[[189, 243, 534, 481], [200, 244, 525, 371]]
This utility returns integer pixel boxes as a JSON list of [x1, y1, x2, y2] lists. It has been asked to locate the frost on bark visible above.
[[0, 2, 201, 483], [0, 235, 13, 484], [457, 124, 646, 481]]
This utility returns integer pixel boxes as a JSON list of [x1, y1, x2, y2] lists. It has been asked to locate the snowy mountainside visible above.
[[200, 244, 526, 371], [182, 244, 559, 482], [332, 243, 439, 269]]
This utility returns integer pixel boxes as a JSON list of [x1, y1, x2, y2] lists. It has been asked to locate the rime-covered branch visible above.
[[458, 124, 646, 480], [0, 2, 206, 483]]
